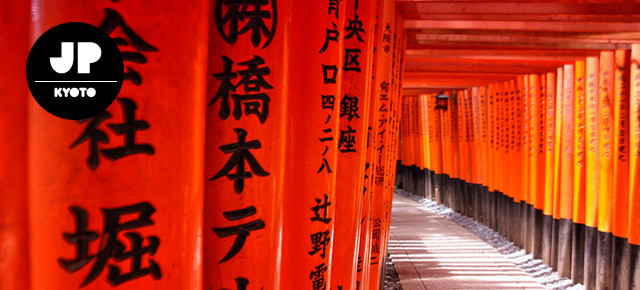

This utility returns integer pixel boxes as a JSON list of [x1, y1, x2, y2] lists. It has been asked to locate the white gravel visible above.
[[393, 187, 584, 290]]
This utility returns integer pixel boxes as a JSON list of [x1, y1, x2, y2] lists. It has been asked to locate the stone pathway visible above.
[[387, 193, 546, 289]]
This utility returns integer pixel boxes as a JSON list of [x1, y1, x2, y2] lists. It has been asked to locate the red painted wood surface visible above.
[[574, 60, 587, 225], [558, 64, 575, 221], [612, 49, 630, 239], [585, 57, 600, 229], [204, 0, 284, 288], [367, 1, 399, 287], [330, 0, 377, 288], [598, 51, 615, 233], [544, 72, 557, 216], [279, 1, 347, 289], [28, 1, 210, 289], [0, 1, 30, 289], [629, 44, 640, 246]]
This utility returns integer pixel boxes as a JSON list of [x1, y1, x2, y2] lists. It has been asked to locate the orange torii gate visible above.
[[397, 41, 640, 290]]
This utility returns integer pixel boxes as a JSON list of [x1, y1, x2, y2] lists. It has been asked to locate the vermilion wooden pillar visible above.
[[411, 96, 420, 167], [515, 77, 527, 249], [572, 60, 587, 283], [551, 67, 564, 271], [479, 86, 488, 186], [414, 96, 422, 168], [484, 84, 492, 193], [411, 96, 419, 169], [471, 87, 482, 186], [407, 97, 414, 168], [520, 76, 532, 253], [505, 82, 512, 197], [528, 75, 540, 208], [425, 93, 431, 170], [367, 0, 396, 285], [432, 96, 443, 177], [449, 91, 456, 181], [455, 92, 463, 182], [519, 76, 530, 210], [538, 75, 547, 199], [444, 92, 452, 184], [535, 75, 547, 259], [421, 95, 431, 171], [470, 88, 478, 186], [504, 83, 511, 196], [490, 86, 498, 194], [629, 44, 640, 290], [611, 49, 631, 290], [422, 95, 429, 170], [408, 96, 421, 167], [330, 0, 376, 288], [557, 64, 575, 278], [510, 80, 519, 240], [204, 0, 285, 288], [542, 71, 557, 267], [494, 80, 511, 250], [469, 87, 482, 223], [279, 0, 347, 289], [465, 89, 474, 185], [417, 95, 426, 170], [440, 97, 449, 179], [356, 26, 380, 290], [406, 97, 412, 167], [497, 83, 506, 195], [511, 80, 523, 206], [400, 98, 408, 167], [438, 92, 453, 177], [29, 1, 209, 289], [380, 17, 403, 252], [355, 73, 377, 289], [501, 82, 511, 238], [459, 90, 469, 184], [0, 1, 30, 289], [497, 82, 509, 196], [528, 74, 544, 258], [503, 83, 513, 201], [503, 80, 518, 245], [584, 56, 600, 290], [597, 51, 615, 290], [450, 92, 460, 182], [411, 96, 418, 168], [405, 96, 414, 169], [402, 97, 410, 167], [378, 8, 403, 288]]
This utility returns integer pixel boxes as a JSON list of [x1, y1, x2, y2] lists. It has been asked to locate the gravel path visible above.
[[384, 253, 403, 290]]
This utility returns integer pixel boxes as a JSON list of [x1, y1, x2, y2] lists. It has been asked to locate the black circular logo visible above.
[[26, 22, 124, 120]]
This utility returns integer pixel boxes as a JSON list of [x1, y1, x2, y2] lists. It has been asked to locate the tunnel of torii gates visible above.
[[3, 0, 640, 290]]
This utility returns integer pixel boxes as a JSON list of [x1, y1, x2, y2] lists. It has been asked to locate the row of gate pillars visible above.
[[396, 165, 640, 290], [395, 45, 640, 290]]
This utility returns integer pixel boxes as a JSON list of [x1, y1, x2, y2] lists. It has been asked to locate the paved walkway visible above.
[[388, 194, 545, 289]]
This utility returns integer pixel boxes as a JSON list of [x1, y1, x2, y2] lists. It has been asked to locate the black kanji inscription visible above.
[[99, 8, 158, 85], [215, 0, 277, 48], [212, 206, 265, 263], [310, 194, 332, 224], [210, 128, 270, 194], [59, 202, 161, 287], [345, 14, 365, 42]]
